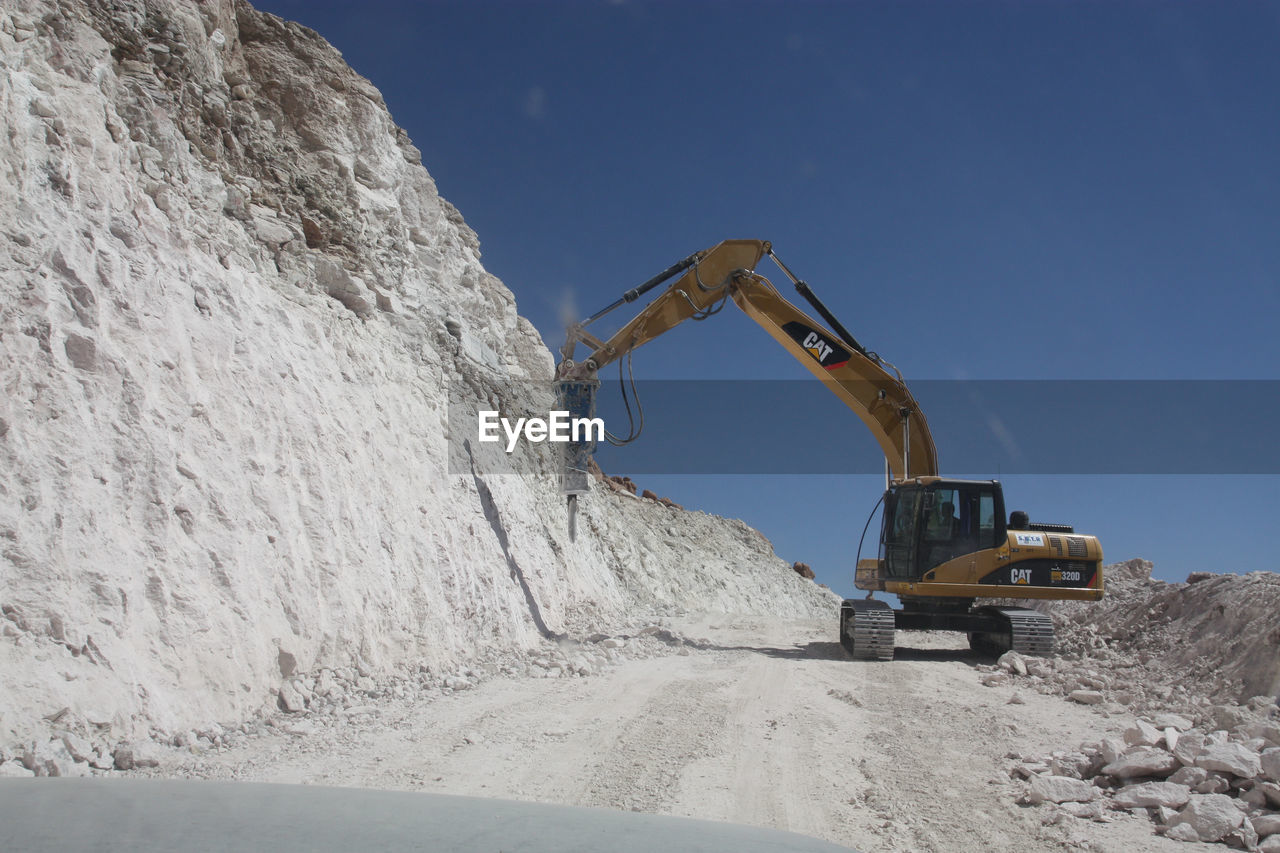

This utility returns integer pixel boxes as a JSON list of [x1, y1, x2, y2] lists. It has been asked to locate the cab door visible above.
[[918, 484, 1004, 580], [880, 487, 922, 580]]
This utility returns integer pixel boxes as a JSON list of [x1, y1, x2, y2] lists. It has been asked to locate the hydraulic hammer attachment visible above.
[[556, 379, 599, 538]]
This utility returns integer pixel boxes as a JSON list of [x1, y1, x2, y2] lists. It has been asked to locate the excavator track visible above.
[[969, 606, 1055, 657], [1003, 608, 1055, 656], [840, 600, 895, 661]]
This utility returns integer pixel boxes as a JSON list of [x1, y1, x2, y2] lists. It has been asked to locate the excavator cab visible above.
[[879, 479, 1005, 582], [847, 476, 1102, 660], [857, 475, 1103, 604]]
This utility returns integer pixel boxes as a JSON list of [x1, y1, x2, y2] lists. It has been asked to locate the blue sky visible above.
[[257, 1, 1279, 594]]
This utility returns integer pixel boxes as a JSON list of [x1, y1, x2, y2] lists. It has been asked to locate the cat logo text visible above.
[[802, 331, 833, 363]]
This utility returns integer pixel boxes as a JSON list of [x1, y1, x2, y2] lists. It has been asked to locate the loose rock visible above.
[[998, 651, 1028, 676], [1261, 747, 1280, 782], [1111, 781, 1191, 809], [1027, 775, 1099, 804], [1195, 742, 1261, 778], [1068, 690, 1105, 705], [1102, 747, 1179, 779], [1166, 793, 1244, 843]]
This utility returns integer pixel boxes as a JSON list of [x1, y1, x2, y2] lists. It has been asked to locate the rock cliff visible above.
[[0, 0, 835, 747]]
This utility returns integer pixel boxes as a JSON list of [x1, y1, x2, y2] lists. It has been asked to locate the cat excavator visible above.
[[555, 239, 1104, 660]]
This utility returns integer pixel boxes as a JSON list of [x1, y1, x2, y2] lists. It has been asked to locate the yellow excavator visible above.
[[555, 239, 1103, 660]]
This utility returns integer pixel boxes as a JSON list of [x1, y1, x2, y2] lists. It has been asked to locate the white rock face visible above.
[[0, 0, 836, 749]]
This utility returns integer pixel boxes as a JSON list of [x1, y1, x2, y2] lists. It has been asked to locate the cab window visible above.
[[922, 485, 998, 569]]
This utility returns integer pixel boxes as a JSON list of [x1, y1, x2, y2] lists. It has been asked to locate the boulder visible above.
[[608, 475, 637, 494], [1240, 787, 1270, 809], [1164, 822, 1201, 842], [1027, 775, 1099, 804], [89, 747, 115, 771], [1171, 731, 1206, 766], [1166, 794, 1244, 843], [1024, 659, 1053, 678], [59, 731, 93, 763], [1153, 713, 1195, 732], [1168, 765, 1208, 787], [1195, 742, 1262, 778], [253, 216, 295, 246], [22, 739, 87, 777], [792, 562, 816, 580], [1193, 774, 1231, 795], [1261, 835, 1280, 853], [1068, 690, 1105, 705], [1262, 747, 1280, 782], [1058, 801, 1105, 821], [1102, 747, 1179, 779], [1124, 719, 1162, 747], [1011, 762, 1050, 779], [1111, 781, 1191, 809], [1242, 722, 1280, 745], [1049, 752, 1094, 780], [1209, 704, 1248, 731], [113, 741, 161, 771], [0, 761, 35, 777], [278, 681, 307, 713], [1099, 738, 1127, 766], [998, 651, 1028, 676], [1225, 818, 1259, 850], [1254, 815, 1280, 837], [1259, 781, 1280, 808]]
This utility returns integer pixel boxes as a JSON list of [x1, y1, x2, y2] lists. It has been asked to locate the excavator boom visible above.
[[558, 239, 938, 480]]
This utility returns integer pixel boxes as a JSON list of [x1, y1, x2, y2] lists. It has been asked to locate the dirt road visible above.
[[161, 617, 1215, 852]]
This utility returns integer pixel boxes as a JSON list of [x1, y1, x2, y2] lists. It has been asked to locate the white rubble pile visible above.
[[1005, 698, 1280, 848], [981, 560, 1280, 727], [1044, 560, 1280, 712], [0, 0, 837, 773]]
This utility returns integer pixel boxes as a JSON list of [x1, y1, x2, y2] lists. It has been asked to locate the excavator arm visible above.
[[556, 239, 938, 481]]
